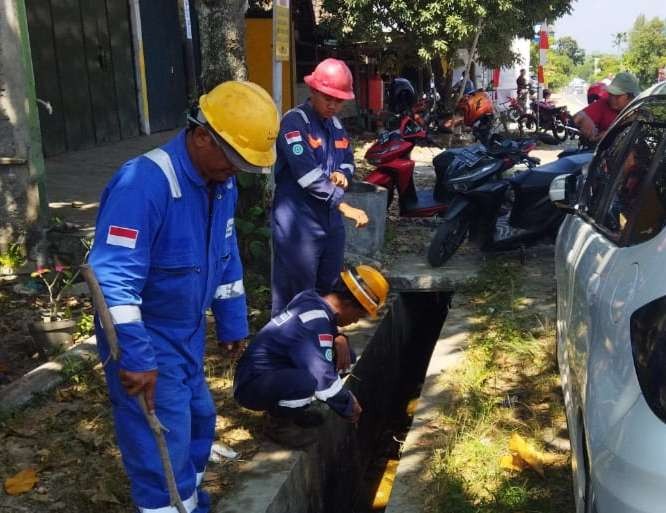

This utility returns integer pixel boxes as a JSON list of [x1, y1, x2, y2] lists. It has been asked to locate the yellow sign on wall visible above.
[[273, 0, 290, 61]]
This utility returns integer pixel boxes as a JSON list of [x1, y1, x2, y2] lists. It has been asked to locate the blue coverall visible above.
[[234, 290, 354, 419], [89, 130, 248, 513], [271, 102, 355, 315]]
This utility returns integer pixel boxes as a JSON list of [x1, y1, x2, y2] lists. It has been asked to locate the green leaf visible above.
[[249, 240, 268, 259], [256, 227, 272, 239], [235, 173, 256, 189], [235, 219, 256, 236], [248, 206, 264, 218]]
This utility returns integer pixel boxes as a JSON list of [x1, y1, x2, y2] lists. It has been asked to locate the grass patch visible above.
[[424, 257, 573, 513]]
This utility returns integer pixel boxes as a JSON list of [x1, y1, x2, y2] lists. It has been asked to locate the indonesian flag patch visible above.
[[318, 334, 334, 348], [106, 225, 139, 249], [284, 131, 302, 144]]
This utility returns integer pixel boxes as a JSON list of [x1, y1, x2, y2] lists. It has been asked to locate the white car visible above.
[[551, 81, 666, 513]]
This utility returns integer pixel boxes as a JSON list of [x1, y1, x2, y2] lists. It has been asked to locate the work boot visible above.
[[263, 414, 319, 449]]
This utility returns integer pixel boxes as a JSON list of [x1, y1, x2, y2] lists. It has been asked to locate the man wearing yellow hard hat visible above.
[[88, 81, 279, 513], [234, 265, 389, 448]]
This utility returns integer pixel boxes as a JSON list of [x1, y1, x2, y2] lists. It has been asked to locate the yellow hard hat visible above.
[[198, 81, 279, 174], [340, 265, 390, 318]]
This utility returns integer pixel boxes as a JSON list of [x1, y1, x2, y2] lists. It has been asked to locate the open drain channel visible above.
[[263, 291, 451, 513]]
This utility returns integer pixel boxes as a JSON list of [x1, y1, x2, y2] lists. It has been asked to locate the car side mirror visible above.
[[549, 173, 578, 212]]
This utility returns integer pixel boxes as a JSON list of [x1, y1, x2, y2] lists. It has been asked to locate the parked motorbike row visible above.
[[497, 92, 578, 142], [362, 108, 594, 267]]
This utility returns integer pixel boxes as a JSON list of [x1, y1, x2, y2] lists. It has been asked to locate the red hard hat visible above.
[[304, 58, 355, 100]]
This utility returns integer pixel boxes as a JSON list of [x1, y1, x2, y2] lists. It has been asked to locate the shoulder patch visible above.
[[107, 225, 139, 249], [318, 334, 334, 347], [285, 131, 302, 144], [299, 309, 329, 324], [307, 134, 322, 149], [292, 144, 304, 156], [272, 310, 293, 326], [334, 138, 349, 149]]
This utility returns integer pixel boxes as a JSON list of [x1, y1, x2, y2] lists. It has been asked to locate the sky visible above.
[[552, 0, 665, 54]]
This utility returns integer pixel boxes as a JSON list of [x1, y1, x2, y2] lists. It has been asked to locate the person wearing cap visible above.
[[271, 58, 369, 316], [88, 81, 279, 513], [573, 71, 641, 143], [234, 265, 389, 448]]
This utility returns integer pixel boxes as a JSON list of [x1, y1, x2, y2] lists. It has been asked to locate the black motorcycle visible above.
[[427, 151, 594, 267]]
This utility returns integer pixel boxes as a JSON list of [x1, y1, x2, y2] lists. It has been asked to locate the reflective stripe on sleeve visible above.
[[139, 490, 198, 513], [314, 377, 344, 401], [294, 108, 310, 124], [278, 396, 315, 408], [297, 167, 324, 189], [144, 148, 182, 199], [214, 280, 245, 300], [298, 309, 329, 323], [196, 470, 205, 487], [340, 163, 354, 173], [108, 305, 142, 325]]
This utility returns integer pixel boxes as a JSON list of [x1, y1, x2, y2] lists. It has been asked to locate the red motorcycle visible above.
[[364, 114, 447, 217]]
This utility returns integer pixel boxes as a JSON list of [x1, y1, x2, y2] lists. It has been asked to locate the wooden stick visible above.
[[80, 264, 187, 513]]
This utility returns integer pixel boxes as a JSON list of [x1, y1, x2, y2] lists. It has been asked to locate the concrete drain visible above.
[[261, 291, 451, 513]]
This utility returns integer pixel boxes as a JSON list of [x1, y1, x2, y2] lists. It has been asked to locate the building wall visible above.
[[0, 0, 46, 250], [245, 18, 293, 113]]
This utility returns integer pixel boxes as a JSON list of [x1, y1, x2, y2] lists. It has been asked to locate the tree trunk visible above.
[[197, 0, 249, 92], [196, 0, 271, 275]]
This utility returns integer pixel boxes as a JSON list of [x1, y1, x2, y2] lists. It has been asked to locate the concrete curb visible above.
[[385, 301, 473, 513], [0, 336, 97, 412]]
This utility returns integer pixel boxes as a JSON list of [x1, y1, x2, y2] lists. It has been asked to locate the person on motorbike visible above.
[[388, 77, 417, 114], [537, 89, 556, 110], [587, 82, 608, 104], [573, 72, 640, 144]]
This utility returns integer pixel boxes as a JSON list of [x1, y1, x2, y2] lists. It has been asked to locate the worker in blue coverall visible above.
[[88, 81, 279, 513], [235, 265, 390, 448], [272, 58, 369, 315]]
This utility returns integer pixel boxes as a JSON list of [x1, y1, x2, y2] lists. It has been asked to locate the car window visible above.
[[600, 124, 666, 244], [580, 124, 636, 217]]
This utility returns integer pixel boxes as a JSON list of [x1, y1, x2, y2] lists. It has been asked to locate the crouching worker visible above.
[[234, 265, 389, 448]]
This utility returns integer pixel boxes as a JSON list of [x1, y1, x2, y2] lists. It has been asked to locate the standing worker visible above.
[[235, 265, 389, 448], [271, 58, 369, 315], [88, 81, 279, 513]]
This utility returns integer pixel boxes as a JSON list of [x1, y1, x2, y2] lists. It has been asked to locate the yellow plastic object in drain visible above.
[[372, 459, 400, 509], [406, 398, 419, 416]]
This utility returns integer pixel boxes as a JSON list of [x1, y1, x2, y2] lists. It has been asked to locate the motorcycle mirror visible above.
[[549, 173, 578, 212]]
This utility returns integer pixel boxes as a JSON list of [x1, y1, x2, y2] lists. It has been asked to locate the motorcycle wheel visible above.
[[519, 114, 536, 132], [552, 123, 568, 142], [508, 109, 522, 123], [427, 215, 469, 267]]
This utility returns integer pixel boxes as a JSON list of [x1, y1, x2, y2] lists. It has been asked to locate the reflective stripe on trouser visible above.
[[103, 361, 215, 512], [271, 224, 345, 316], [234, 368, 318, 415]]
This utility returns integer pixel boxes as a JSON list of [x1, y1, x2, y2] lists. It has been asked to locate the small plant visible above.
[[31, 238, 91, 322], [0, 243, 26, 272], [32, 264, 82, 321], [74, 312, 94, 340]]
